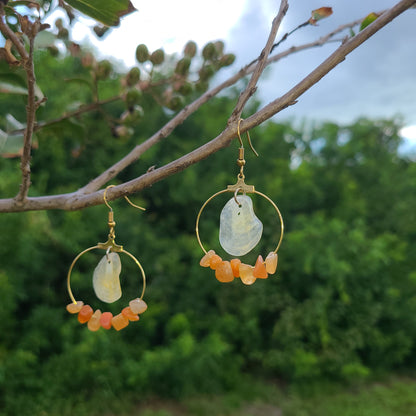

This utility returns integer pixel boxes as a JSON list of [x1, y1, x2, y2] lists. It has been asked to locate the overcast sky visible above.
[[71, 0, 416, 138]]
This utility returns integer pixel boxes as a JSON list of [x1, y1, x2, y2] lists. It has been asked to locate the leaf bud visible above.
[[214, 41, 225, 56], [150, 48, 165, 65], [126, 67, 141, 86], [219, 53, 236, 68], [178, 81, 193, 96], [175, 57, 191, 76], [96, 60, 112, 80], [93, 25, 109, 38], [202, 42, 217, 60], [184, 41, 197, 58], [135, 44, 149, 63]]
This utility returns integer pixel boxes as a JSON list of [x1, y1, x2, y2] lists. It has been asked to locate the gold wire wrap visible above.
[[195, 186, 284, 256]]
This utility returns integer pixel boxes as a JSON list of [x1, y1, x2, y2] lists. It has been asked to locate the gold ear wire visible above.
[[103, 185, 146, 212], [124, 195, 146, 211], [237, 118, 259, 157], [103, 184, 115, 211]]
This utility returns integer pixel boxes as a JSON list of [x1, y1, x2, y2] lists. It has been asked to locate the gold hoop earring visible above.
[[195, 119, 284, 285], [66, 185, 148, 331]]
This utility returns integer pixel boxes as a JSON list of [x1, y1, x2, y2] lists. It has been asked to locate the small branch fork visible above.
[[0, 0, 415, 212]]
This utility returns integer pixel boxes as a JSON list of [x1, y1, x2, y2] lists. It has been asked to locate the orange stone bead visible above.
[[230, 259, 241, 277], [239, 263, 256, 285], [129, 298, 148, 314], [265, 252, 278, 274], [200, 250, 215, 267], [215, 261, 234, 283], [209, 254, 222, 270], [78, 305, 93, 324], [253, 255, 268, 279], [66, 301, 84, 314], [100, 312, 113, 330], [112, 313, 129, 331], [88, 309, 102, 332], [122, 307, 140, 321]]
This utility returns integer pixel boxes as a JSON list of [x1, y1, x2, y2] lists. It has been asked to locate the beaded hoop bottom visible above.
[[199, 249, 278, 285], [66, 297, 148, 331]]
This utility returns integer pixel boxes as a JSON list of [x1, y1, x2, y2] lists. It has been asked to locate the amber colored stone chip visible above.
[[239, 263, 256, 285], [112, 313, 129, 331], [129, 298, 148, 315], [100, 312, 113, 330], [200, 249, 215, 267], [230, 259, 241, 277], [122, 306, 140, 321], [209, 254, 222, 270], [66, 301, 84, 314], [265, 252, 278, 274], [78, 304, 93, 324], [215, 261, 234, 283], [88, 309, 102, 332], [253, 255, 268, 279]]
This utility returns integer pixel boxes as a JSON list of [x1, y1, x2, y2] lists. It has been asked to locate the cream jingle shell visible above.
[[93, 252, 122, 303], [219, 194, 263, 256]]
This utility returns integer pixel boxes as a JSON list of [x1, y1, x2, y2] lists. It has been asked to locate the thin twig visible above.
[[15, 32, 39, 202], [229, 0, 289, 122], [0, 7, 41, 202]]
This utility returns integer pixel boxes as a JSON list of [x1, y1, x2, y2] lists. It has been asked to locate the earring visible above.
[[195, 119, 284, 285], [65, 185, 148, 331]]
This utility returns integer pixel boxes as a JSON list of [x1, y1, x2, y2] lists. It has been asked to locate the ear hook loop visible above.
[[66, 185, 147, 305], [234, 119, 259, 206]]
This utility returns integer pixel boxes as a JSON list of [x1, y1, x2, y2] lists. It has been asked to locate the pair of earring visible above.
[[65, 119, 284, 330]]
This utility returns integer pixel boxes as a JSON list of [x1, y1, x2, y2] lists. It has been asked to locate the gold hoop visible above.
[[66, 245, 146, 305], [195, 186, 284, 257]]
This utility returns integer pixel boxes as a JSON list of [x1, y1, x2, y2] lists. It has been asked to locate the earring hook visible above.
[[237, 118, 259, 157], [103, 185, 146, 211]]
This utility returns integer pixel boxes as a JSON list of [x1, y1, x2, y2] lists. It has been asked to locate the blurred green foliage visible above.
[[0, 51, 416, 415]]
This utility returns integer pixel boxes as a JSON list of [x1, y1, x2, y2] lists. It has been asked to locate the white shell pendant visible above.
[[219, 194, 263, 256], [93, 252, 122, 303]]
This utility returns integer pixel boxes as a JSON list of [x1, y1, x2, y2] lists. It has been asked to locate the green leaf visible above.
[[0, 82, 27, 95], [360, 12, 379, 31], [0, 132, 24, 156], [63, 0, 136, 27]]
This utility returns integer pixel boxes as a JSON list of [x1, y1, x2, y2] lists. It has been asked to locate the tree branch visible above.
[[0, 0, 414, 212], [80, 10, 359, 195]]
